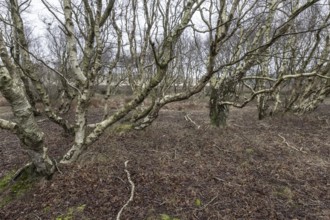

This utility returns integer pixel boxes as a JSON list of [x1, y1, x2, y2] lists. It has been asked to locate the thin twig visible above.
[[197, 194, 219, 211], [14, 41, 82, 95], [116, 161, 135, 220], [114, 176, 126, 184], [278, 134, 306, 153], [184, 114, 201, 129], [31, 213, 42, 220], [54, 159, 62, 174], [213, 177, 225, 182], [37, 118, 48, 123]]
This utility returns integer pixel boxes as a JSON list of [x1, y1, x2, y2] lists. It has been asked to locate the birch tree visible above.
[[0, 0, 328, 177], [0, 33, 55, 176], [0, 0, 209, 175], [205, 0, 329, 126]]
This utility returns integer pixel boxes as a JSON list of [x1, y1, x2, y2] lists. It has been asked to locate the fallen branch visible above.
[[196, 194, 219, 211], [12, 162, 32, 181], [184, 114, 200, 129], [278, 134, 307, 153], [116, 161, 135, 220]]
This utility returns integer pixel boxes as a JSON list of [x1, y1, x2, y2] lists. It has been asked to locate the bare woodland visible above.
[[0, 0, 330, 219], [0, 0, 329, 178]]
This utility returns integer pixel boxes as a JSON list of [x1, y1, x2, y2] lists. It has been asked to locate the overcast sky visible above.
[[25, 0, 61, 37]]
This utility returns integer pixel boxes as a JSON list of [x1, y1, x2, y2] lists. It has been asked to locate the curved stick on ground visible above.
[[116, 160, 135, 220], [278, 134, 307, 154]]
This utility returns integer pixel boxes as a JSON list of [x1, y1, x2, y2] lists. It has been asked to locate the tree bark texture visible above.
[[0, 67, 55, 176]]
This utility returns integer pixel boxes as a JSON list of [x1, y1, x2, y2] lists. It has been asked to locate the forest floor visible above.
[[0, 99, 329, 219]]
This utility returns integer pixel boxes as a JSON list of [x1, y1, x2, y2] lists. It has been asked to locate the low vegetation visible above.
[[1, 101, 329, 219]]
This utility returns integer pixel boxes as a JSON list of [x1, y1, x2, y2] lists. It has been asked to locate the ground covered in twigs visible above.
[[0, 101, 329, 219]]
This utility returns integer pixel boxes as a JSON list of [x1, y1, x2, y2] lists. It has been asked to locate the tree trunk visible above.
[[257, 95, 267, 120], [0, 67, 55, 177], [61, 91, 89, 164], [20, 73, 40, 116], [209, 86, 228, 127]]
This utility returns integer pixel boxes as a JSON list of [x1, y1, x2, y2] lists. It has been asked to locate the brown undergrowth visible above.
[[0, 101, 329, 219]]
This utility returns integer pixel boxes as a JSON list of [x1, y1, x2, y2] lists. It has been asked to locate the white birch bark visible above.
[[0, 33, 54, 176], [63, 0, 87, 85], [10, 0, 73, 133]]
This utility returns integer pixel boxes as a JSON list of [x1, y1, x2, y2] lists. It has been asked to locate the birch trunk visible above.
[[0, 27, 55, 176], [0, 66, 55, 176]]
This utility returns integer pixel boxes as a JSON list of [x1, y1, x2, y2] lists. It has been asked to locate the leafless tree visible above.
[[204, 0, 330, 126], [0, 0, 328, 177]]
